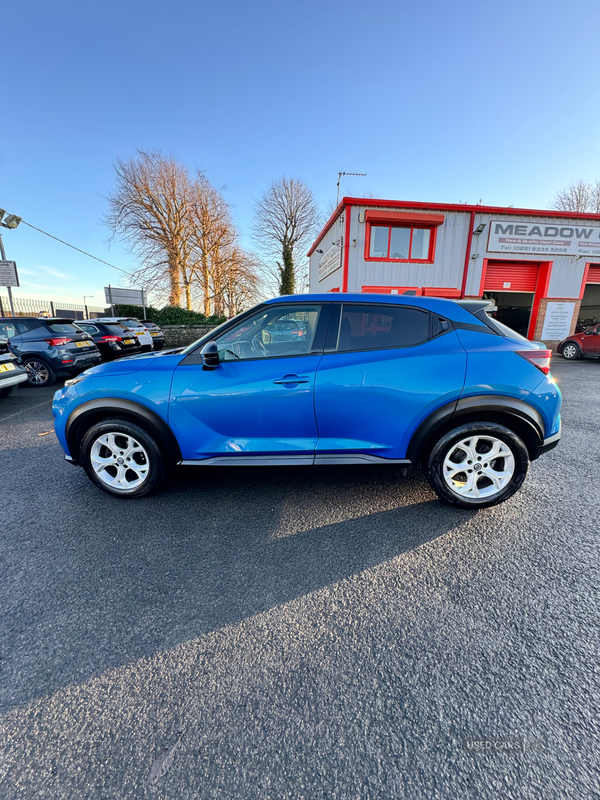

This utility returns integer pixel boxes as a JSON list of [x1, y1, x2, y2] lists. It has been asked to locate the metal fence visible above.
[[0, 295, 106, 320]]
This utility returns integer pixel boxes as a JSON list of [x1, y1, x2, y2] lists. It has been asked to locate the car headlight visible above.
[[64, 375, 87, 387]]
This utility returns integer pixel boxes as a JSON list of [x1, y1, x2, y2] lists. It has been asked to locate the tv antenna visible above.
[[337, 171, 367, 205]]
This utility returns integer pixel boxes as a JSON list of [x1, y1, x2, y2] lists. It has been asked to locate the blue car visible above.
[[52, 294, 561, 509]]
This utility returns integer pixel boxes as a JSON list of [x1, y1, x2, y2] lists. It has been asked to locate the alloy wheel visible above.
[[443, 435, 515, 500], [90, 432, 150, 491], [25, 361, 50, 385]]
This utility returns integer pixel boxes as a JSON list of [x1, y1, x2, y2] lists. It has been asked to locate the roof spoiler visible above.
[[453, 299, 495, 313]]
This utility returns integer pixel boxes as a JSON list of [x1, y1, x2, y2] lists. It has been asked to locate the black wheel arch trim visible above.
[[406, 394, 546, 461], [65, 398, 182, 465]]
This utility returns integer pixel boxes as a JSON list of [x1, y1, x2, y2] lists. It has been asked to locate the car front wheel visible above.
[[426, 422, 529, 509], [79, 418, 168, 498], [561, 342, 580, 360]]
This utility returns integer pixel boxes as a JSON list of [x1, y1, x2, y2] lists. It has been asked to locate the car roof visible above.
[[0, 316, 75, 322], [87, 317, 140, 323], [261, 293, 488, 323]]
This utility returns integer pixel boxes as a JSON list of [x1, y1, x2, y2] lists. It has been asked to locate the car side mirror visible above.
[[201, 341, 220, 370]]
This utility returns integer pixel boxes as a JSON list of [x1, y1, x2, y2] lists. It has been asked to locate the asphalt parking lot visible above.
[[0, 360, 598, 800]]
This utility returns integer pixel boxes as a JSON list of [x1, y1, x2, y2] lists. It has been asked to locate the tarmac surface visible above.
[[0, 359, 598, 799]]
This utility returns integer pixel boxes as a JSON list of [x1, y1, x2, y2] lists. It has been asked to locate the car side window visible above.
[[0, 322, 18, 338], [336, 304, 430, 352], [215, 305, 321, 361]]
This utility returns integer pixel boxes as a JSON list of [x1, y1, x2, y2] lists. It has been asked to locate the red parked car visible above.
[[558, 323, 600, 360]]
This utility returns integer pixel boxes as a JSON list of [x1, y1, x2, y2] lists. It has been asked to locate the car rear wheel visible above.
[[560, 342, 580, 360], [426, 422, 529, 509], [79, 418, 168, 498], [24, 358, 56, 387]]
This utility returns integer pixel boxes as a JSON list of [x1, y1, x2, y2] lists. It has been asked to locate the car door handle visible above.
[[273, 374, 310, 385]]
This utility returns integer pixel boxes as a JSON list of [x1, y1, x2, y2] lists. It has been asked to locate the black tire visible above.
[[426, 422, 529, 509], [0, 384, 17, 398], [79, 417, 168, 498], [23, 358, 57, 387], [560, 342, 580, 360]]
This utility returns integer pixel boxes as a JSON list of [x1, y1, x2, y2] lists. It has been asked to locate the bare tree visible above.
[[187, 175, 237, 315], [252, 177, 319, 295], [212, 248, 261, 317], [552, 179, 600, 214], [105, 151, 260, 315], [104, 150, 197, 306]]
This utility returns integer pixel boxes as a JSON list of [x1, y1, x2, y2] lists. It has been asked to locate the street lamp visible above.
[[0, 209, 22, 315], [83, 296, 94, 320]]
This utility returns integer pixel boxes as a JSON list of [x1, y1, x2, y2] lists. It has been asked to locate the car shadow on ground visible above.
[[0, 451, 477, 711]]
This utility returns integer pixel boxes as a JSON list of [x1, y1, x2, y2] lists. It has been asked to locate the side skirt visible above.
[[179, 455, 413, 467]]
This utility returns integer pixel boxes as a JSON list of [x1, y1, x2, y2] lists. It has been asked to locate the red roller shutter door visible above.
[[587, 265, 600, 283], [484, 261, 540, 292]]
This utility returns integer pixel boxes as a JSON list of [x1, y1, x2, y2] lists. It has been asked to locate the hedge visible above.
[[112, 304, 226, 326]]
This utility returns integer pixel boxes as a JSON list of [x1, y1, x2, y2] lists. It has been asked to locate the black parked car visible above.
[[0, 337, 27, 397], [140, 320, 166, 350], [0, 317, 101, 387], [76, 321, 143, 361]]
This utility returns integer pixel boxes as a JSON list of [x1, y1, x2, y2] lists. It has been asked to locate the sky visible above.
[[2, 0, 600, 308]]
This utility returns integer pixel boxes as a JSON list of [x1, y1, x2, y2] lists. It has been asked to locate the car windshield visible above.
[[120, 319, 142, 328], [105, 324, 130, 334], [47, 322, 82, 334]]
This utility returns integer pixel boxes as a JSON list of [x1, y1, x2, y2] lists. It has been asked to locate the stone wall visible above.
[[161, 324, 218, 349]]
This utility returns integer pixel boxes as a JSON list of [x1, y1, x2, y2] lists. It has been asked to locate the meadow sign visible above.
[[487, 220, 600, 257]]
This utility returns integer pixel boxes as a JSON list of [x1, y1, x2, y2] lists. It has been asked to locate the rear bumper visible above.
[[538, 427, 561, 456], [0, 369, 28, 388], [57, 353, 102, 374]]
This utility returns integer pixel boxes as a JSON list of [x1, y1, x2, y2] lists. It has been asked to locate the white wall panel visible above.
[[309, 203, 600, 300]]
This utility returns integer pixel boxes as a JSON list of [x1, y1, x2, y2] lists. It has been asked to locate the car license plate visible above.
[[76, 341, 89, 347], [0, 363, 15, 372], [151, 332, 160, 336], [123, 339, 135, 345]]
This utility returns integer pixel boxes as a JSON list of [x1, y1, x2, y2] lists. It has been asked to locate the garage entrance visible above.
[[480, 260, 551, 339], [483, 291, 534, 337], [577, 264, 600, 331]]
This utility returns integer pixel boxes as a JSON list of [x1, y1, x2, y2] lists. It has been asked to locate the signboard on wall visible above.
[[487, 220, 600, 257], [0, 260, 19, 287], [541, 301, 575, 340], [318, 239, 342, 282]]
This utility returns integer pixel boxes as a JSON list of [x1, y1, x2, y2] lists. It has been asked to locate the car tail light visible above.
[[100, 335, 122, 342], [45, 337, 72, 346], [291, 330, 303, 336], [515, 349, 552, 375]]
